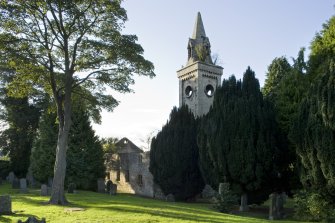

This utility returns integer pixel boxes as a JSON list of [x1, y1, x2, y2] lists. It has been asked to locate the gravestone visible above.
[[67, 183, 76, 194], [106, 180, 117, 195], [218, 183, 225, 195], [41, 184, 48, 196], [239, 193, 249, 211], [166, 194, 175, 202], [26, 171, 35, 188], [12, 177, 20, 189], [97, 178, 105, 193], [20, 178, 28, 193], [269, 193, 279, 220], [8, 172, 15, 184], [47, 177, 53, 187], [0, 195, 12, 215]]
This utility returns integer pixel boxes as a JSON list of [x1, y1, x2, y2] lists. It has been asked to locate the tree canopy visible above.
[[0, 0, 154, 204], [150, 106, 204, 201], [198, 67, 281, 204]]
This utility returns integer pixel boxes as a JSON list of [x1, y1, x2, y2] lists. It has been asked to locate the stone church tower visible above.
[[177, 12, 223, 116]]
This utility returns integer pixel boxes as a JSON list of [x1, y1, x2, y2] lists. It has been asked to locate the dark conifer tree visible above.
[[198, 67, 281, 204], [30, 105, 105, 190], [150, 106, 204, 201]]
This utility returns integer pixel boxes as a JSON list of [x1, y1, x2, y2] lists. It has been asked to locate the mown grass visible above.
[[0, 183, 307, 223]]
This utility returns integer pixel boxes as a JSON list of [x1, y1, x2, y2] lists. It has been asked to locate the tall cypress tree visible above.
[[198, 67, 281, 204], [30, 105, 105, 190], [150, 106, 204, 201]]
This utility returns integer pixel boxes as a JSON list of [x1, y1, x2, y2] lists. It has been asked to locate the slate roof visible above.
[[115, 137, 143, 154]]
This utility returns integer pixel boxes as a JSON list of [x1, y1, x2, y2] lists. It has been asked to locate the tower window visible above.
[[185, 86, 193, 98], [205, 84, 214, 97]]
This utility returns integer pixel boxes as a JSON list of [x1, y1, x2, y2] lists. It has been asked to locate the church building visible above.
[[107, 12, 221, 198]]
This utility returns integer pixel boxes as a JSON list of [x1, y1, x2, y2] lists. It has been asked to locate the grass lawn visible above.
[[0, 183, 307, 223]]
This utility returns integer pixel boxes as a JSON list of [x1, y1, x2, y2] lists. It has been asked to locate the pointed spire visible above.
[[192, 12, 206, 39]]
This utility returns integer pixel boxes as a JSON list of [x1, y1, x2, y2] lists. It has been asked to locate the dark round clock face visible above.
[[205, 84, 214, 97], [185, 86, 193, 98]]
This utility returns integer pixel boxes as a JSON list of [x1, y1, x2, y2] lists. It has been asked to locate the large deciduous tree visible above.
[[150, 106, 204, 201], [0, 0, 154, 204], [198, 67, 281, 205]]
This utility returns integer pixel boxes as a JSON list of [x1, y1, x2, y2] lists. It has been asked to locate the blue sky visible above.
[[92, 0, 334, 148]]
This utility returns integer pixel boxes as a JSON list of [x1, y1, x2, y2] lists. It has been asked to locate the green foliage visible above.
[[262, 57, 292, 98], [150, 106, 204, 201], [294, 190, 335, 222], [195, 44, 208, 62], [30, 112, 58, 183], [30, 105, 105, 190], [0, 160, 10, 179], [101, 137, 119, 154], [263, 49, 309, 192], [66, 105, 105, 190], [198, 67, 281, 204], [214, 183, 238, 213], [0, 72, 42, 177], [290, 15, 335, 203]]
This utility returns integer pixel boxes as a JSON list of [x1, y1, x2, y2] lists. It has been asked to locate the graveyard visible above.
[[0, 183, 306, 223], [0, 1, 335, 222]]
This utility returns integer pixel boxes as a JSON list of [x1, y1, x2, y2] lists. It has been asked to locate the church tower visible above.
[[177, 12, 223, 117]]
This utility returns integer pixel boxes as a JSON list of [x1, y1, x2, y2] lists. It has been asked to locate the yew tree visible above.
[[0, 0, 154, 205]]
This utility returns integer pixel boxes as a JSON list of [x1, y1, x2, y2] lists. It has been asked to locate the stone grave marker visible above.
[[239, 193, 249, 211], [8, 172, 15, 184], [97, 178, 105, 193], [12, 177, 20, 189], [20, 178, 28, 193], [40, 184, 48, 196], [166, 194, 175, 202], [0, 195, 12, 215]]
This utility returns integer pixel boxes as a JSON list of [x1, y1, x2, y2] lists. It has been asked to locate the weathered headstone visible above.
[[239, 193, 249, 211], [97, 178, 105, 193], [8, 172, 15, 184], [47, 177, 53, 187], [12, 177, 20, 189], [67, 183, 76, 194], [40, 184, 48, 196], [166, 194, 175, 202], [20, 178, 28, 193], [218, 183, 225, 195], [0, 195, 12, 215], [26, 171, 35, 188], [106, 180, 117, 195], [269, 193, 279, 220], [269, 192, 287, 220]]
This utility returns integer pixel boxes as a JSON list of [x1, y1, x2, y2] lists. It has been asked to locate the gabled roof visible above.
[[115, 137, 143, 154]]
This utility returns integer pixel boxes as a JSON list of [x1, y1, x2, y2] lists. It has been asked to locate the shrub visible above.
[[0, 160, 11, 179], [214, 183, 238, 213], [294, 190, 335, 222]]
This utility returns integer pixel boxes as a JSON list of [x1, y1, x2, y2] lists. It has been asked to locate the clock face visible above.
[[205, 84, 214, 97], [185, 86, 193, 98]]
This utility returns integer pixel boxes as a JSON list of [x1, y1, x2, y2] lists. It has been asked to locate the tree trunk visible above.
[[49, 70, 72, 205], [49, 127, 69, 205]]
